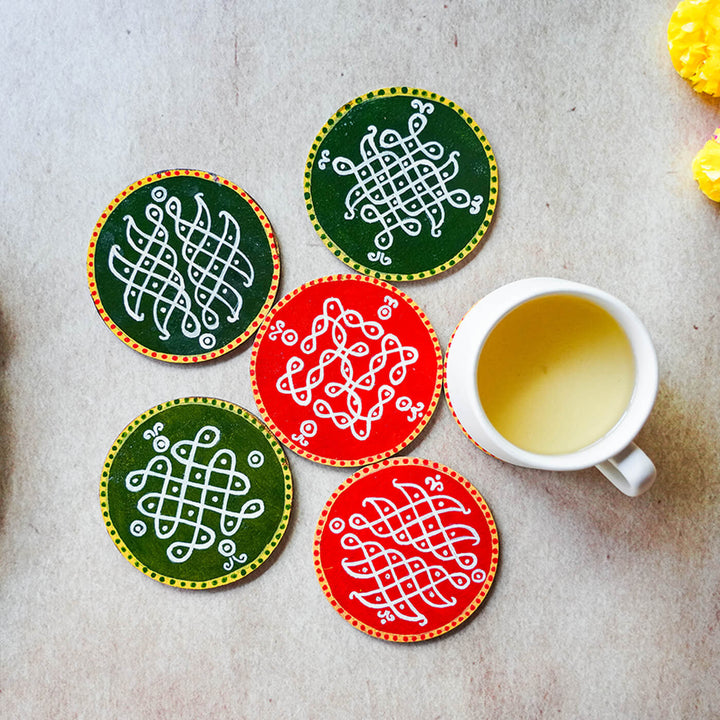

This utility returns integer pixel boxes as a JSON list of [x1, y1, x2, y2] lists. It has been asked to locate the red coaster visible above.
[[314, 458, 499, 642], [251, 275, 442, 466]]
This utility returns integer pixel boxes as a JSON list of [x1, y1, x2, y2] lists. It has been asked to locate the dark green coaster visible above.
[[100, 398, 293, 588], [88, 170, 280, 363], [305, 87, 498, 281]]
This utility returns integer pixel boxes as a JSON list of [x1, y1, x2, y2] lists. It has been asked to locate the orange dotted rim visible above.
[[443, 314, 496, 458], [87, 169, 281, 364], [304, 86, 499, 282], [250, 274, 444, 467], [99, 396, 293, 589], [313, 457, 499, 642]]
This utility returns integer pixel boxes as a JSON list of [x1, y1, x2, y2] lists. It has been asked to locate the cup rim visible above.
[[463, 281, 658, 471]]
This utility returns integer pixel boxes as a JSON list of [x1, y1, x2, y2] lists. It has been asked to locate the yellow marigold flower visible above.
[[668, 0, 720, 96], [692, 128, 720, 200]]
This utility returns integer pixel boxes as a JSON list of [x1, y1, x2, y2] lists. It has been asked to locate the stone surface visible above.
[[1, 1, 718, 718]]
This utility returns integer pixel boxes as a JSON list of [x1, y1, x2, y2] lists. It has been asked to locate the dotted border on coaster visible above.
[[443, 315, 496, 458], [250, 274, 444, 467], [87, 169, 281, 364], [99, 397, 293, 589], [313, 457, 500, 642], [303, 86, 499, 282]]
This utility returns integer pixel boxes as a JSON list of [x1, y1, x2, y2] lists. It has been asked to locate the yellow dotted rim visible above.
[[99, 397, 293, 589], [87, 169, 281, 364], [313, 457, 499, 642], [303, 86, 499, 282], [250, 274, 444, 466]]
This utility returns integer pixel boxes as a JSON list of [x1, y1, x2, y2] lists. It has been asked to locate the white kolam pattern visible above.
[[320, 99, 484, 267], [108, 185, 255, 351], [328, 474, 486, 627], [271, 296, 421, 442], [124, 422, 265, 567]]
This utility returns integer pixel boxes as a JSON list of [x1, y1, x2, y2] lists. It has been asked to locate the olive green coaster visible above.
[[305, 87, 498, 281], [88, 170, 280, 363], [100, 398, 293, 588]]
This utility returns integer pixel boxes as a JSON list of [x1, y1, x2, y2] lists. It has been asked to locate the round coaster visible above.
[[87, 170, 280, 363], [304, 87, 498, 281], [314, 458, 499, 642], [251, 275, 443, 466], [100, 398, 292, 588]]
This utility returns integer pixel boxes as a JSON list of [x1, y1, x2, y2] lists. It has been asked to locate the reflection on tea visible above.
[[476, 294, 635, 455]]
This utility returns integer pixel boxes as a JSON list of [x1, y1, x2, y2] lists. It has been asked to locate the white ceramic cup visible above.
[[444, 277, 658, 497]]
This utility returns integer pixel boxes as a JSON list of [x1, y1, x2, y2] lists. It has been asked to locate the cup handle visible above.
[[596, 442, 656, 497]]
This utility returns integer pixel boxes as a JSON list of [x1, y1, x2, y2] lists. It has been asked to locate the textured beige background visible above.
[[1, 1, 719, 718]]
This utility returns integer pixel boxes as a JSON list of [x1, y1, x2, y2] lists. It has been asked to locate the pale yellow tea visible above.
[[476, 294, 635, 455]]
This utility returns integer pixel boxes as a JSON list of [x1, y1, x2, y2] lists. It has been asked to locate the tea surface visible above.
[[476, 294, 635, 455]]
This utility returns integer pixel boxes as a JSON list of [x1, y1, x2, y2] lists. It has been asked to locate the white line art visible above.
[[107, 185, 255, 349], [124, 424, 265, 565], [331, 475, 484, 626], [273, 297, 419, 441], [349, 478, 480, 570], [322, 99, 483, 265], [341, 533, 471, 626]]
